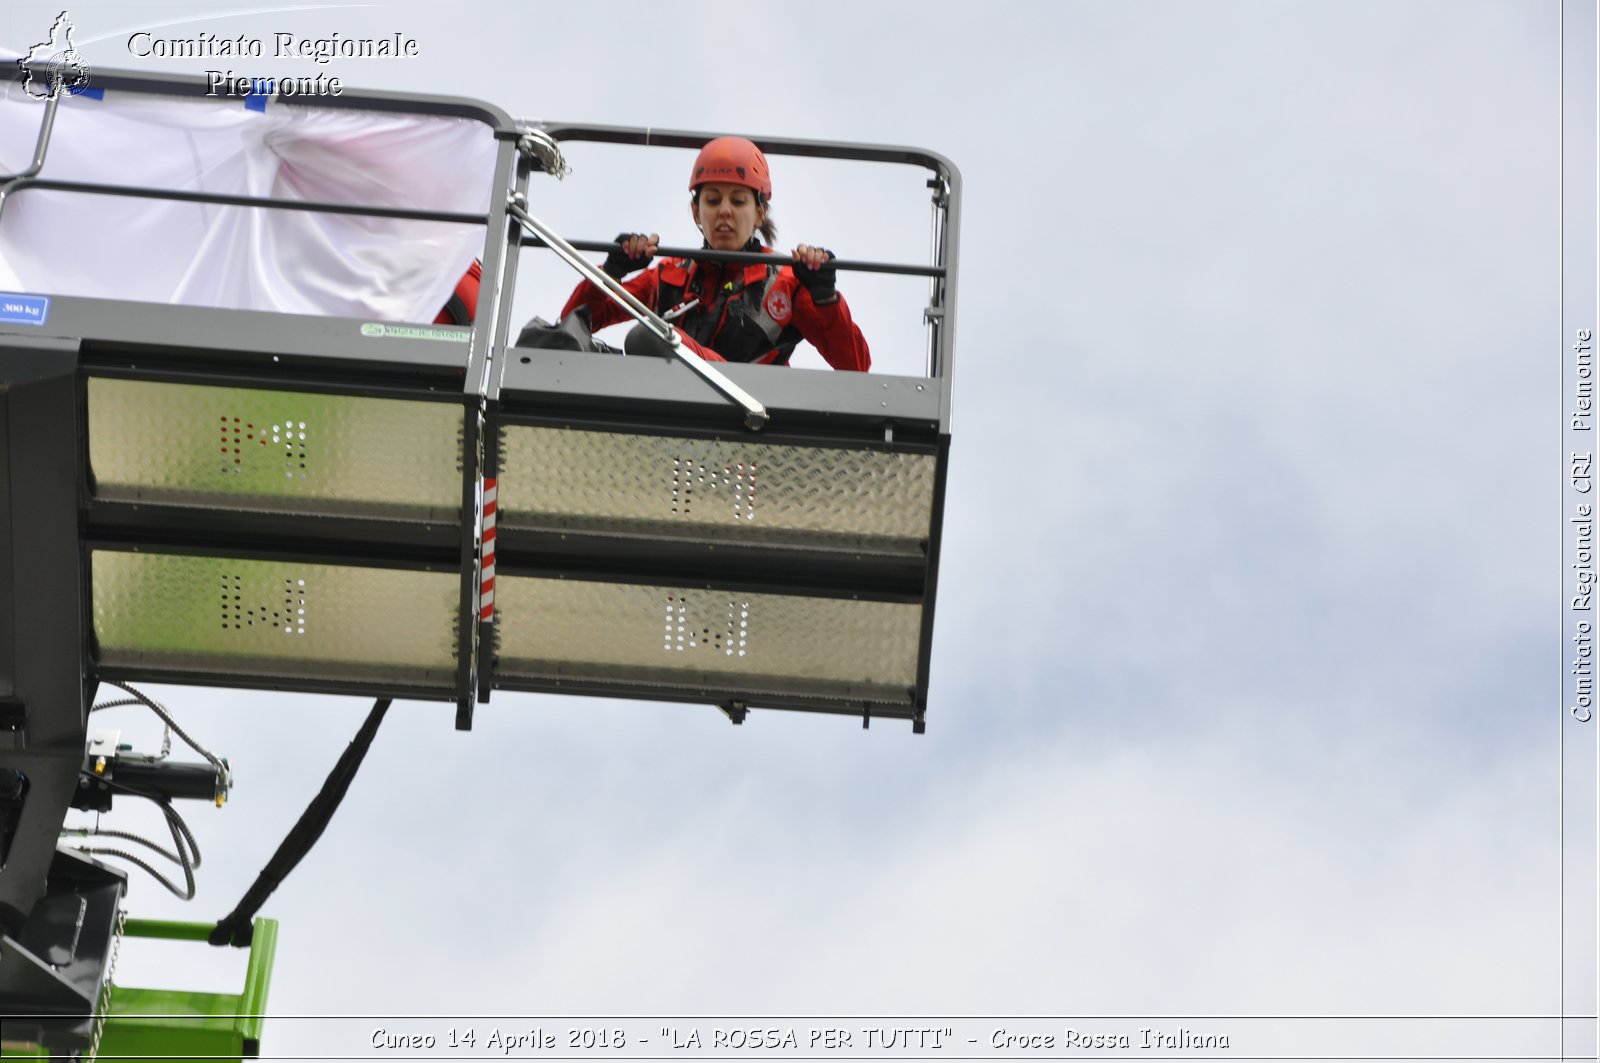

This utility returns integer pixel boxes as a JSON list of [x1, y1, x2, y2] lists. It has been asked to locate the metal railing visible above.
[[0, 67, 961, 415], [516, 122, 962, 386]]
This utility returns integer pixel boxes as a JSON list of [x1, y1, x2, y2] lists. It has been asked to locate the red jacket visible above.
[[434, 260, 482, 325], [560, 250, 871, 371]]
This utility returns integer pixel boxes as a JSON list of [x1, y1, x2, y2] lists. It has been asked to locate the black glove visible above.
[[603, 233, 652, 279], [792, 250, 838, 305]]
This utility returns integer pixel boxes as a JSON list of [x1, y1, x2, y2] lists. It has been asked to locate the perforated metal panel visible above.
[[497, 426, 935, 554], [494, 576, 921, 704], [92, 551, 460, 687], [88, 378, 464, 520]]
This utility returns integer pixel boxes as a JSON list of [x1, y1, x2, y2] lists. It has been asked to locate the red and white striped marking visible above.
[[479, 477, 497, 621]]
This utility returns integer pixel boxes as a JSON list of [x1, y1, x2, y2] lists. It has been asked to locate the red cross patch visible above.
[[764, 287, 792, 324]]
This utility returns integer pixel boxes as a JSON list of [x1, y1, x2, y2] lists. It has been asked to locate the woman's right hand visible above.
[[603, 232, 660, 279]]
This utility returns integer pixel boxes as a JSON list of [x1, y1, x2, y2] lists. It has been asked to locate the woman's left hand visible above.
[[791, 245, 837, 304], [792, 244, 832, 270]]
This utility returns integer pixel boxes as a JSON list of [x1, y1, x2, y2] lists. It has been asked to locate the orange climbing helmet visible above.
[[689, 136, 772, 201]]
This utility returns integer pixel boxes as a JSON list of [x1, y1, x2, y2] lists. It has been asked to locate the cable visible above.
[[82, 772, 203, 861], [67, 845, 193, 900], [63, 792, 200, 900], [64, 685, 218, 901], [61, 826, 188, 867], [211, 698, 390, 947]]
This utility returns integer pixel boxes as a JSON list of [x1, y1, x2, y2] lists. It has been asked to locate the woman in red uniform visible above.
[[559, 136, 870, 371]]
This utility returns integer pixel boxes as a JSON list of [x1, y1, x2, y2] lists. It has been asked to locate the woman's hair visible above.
[[692, 191, 778, 245]]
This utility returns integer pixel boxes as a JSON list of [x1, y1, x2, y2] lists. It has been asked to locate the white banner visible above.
[[0, 69, 496, 322]]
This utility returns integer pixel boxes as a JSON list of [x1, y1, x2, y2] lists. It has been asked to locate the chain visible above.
[[86, 908, 127, 1063]]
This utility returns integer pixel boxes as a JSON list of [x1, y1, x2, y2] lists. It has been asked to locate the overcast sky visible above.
[[2, 1, 1583, 1059]]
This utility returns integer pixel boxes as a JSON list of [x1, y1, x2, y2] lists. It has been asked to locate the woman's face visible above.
[[693, 182, 764, 250]]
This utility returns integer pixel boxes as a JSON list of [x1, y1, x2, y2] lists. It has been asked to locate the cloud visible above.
[[16, 2, 1570, 1053]]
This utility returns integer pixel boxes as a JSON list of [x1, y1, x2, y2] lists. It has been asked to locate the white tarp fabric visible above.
[[0, 76, 497, 321]]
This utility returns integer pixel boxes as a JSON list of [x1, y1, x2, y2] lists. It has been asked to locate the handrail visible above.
[[0, 85, 61, 182], [0, 70, 960, 396], [7, 61, 520, 130], [0, 63, 509, 266], [0, 175, 490, 227], [0, 88, 61, 216], [528, 122, 956, 174], [518, 121, 961, 387], [520, 236, 945, 278]]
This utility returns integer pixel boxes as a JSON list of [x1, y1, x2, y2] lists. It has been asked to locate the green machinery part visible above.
[[0, 918, 278, 1062]]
